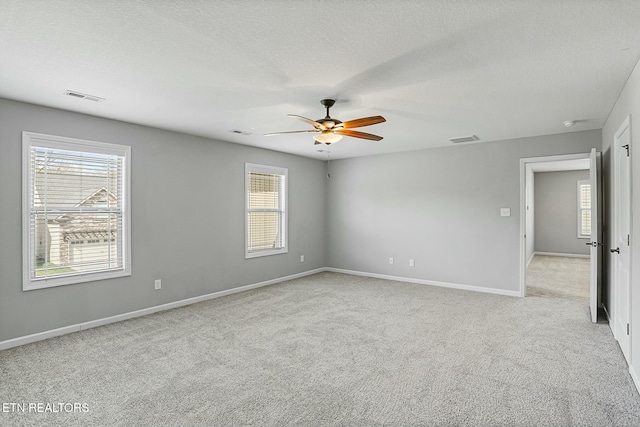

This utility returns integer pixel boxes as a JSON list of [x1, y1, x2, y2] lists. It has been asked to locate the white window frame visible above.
[[577, 179, 591, 239], [245, 163, 288, 259], [22, 132, 132, 291]]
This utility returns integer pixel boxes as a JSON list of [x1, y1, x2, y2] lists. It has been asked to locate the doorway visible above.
[[519, 152, 601, 322]]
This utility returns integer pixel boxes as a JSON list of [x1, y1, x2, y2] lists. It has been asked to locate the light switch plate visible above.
[[500, 208, 511, 217]]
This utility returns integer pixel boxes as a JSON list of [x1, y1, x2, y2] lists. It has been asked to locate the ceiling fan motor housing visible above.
[[317, 119, 342, 128]]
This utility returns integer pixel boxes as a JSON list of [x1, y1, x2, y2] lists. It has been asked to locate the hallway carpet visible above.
[[527, 255, 590, 299]]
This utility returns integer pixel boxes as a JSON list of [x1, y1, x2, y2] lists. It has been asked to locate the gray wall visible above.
[[534, 170, 590, 255], [602, 56, 640, 376], [0, 96, 605, 343], [326, 130, 601, 293], [0, 98, 326, 342]]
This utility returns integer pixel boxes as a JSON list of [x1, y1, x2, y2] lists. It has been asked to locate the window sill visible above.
[[245, 248, 288, 259], [23, 269, 131, 291]]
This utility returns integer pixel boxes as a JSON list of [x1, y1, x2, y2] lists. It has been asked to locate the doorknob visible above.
[[585, 242, 597, 247], [611, 247, 620, 254]]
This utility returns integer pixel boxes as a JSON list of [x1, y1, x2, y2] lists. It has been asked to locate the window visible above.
[[245, 163, 287, 258], [22, 132, 131, 290], [577, 180, 591, 238]]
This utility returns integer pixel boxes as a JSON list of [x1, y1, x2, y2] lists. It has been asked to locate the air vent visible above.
[[64, 90, 104, 102], [449, 135, 479, 144]]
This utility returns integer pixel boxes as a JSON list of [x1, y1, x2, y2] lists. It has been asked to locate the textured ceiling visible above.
[[1, 0, 640, 159]]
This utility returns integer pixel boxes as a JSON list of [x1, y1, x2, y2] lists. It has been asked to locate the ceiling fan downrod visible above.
[[320, 99, 336, 118]]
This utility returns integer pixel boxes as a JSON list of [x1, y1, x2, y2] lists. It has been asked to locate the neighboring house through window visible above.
[[22, 132, 131, 290], [577, 179, 591, 238], [245, 163, 288, 258]]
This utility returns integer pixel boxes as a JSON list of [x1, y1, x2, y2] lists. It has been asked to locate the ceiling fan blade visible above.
[[264, 129, 320, 136], [339, 115, 386, 129], [288, 114, 326, 130], [334, 129, 383, 141]]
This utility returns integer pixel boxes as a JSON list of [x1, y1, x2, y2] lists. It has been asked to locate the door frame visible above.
[[519, 153, 594, 298], [611, 115, 632, 357]]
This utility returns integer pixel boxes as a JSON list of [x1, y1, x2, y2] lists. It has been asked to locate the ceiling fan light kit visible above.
[[265, 99, 386, 145], [314, 131, 343, 145]]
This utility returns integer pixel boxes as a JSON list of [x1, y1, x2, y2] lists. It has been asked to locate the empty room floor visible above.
[[1, 271, 638, 426], [527, 255, 590, 299]]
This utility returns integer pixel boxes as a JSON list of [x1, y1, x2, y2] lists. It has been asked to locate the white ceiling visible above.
[[1, 1, 639, 160]]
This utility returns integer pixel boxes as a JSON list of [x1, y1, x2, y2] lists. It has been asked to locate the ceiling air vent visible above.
[[449, 135, 479, 144], [64, 90, 104, 102]]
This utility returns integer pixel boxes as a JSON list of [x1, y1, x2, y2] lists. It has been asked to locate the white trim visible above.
[[0, 325, 80, 351], [245, 162, 288, 259], [577, 179, 592, 239], [630, 366, 640, 395], [0, 267, 525, 350], [533, 251, 590, 259], [602, 304, 616, 337], [520, 153, 592, 298], [526, 252, 535, 268], [22, 131, 132, 291], [326, 267, 521, 297], [612, 116, 633, 361], [0, 268, 324, 351]]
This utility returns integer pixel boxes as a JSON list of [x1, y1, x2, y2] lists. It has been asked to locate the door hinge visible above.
[[628, 234, 630, 246], [628, 323, 630, 335], [623, 144, 630, 157]]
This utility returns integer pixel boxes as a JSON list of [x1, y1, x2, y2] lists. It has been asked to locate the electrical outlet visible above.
[[154, 279, 161, 290], [300, 255, 305, 263], [389, 257, 394, 265], [409, 259, 415, 267]]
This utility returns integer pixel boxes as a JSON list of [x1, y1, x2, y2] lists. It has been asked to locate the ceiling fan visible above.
[[265, 99, 386, 145]]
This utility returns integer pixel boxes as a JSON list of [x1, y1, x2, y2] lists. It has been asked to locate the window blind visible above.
[[23, 132, 130, 289], [245, 164, 287, 257], [578, 180, 591, 237]]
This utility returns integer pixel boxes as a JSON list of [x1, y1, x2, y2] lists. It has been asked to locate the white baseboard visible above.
[[0, 325, 82, 352], [533, 251, 590, 259], [602, 305, 617, 338], [526, 252, 535, 268], [0, 266, 551, 350], [630, 365, 640, 396], [325, 267, 521, 297], [0, 268, 325, 351]]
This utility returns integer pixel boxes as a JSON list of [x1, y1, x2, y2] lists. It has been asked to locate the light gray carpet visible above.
[[527, 255, 590, 299], [1, 272, 639, 426]]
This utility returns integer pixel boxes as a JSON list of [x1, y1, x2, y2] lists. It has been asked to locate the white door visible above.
[[588, 148, 601, 323], [613, 118, 631, 361]]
